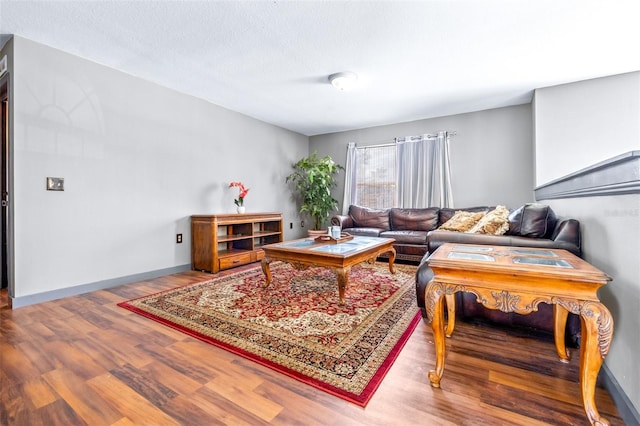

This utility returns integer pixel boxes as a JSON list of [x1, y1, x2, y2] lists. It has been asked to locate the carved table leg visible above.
[[261, 257, 272, 288], [387, 247, 396, 274], [427, 289, 446, 388], [444, 293, 456, 337], [553, 304, 570, 362], [579, 302, 613, 426], [335, 267, 350, 305]]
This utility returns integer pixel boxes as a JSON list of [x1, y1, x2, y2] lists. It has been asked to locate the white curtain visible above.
[[341, 142, 358, 214], [396, 131, 454, 208]]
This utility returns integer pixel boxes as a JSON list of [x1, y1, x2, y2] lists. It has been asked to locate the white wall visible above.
[[534, 72, 640, 416], [10, 36, 308, 301], [310, 104, 535, 213], [535, 72, 640, 185]]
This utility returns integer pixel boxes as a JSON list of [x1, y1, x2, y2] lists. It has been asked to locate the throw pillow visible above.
[[438, 211, 485, 232], [467, 205, 510, 235], [506, 203, 557, 238]]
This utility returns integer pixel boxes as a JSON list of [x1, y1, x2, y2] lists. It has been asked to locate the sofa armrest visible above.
[[551, 219, 581, 257], [415, 260, 434, 314], [331, 214, 353, 229]]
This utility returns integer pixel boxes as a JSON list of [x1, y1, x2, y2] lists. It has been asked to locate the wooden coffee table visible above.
[[424, 243, 613, 425], [261, 236, 396, 304]]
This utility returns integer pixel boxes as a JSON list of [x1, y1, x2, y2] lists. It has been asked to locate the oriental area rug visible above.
[[118, 261, 420, 406]]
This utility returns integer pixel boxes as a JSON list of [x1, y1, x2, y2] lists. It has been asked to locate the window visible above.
[[355, 145, 396, 209], [343, 132, 454, 211]]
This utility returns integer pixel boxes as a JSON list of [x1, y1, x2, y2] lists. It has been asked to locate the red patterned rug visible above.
[[118, 261, 420, 406]]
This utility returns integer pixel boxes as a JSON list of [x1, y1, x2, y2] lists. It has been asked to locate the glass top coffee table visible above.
[[261, 236, 396, 304]]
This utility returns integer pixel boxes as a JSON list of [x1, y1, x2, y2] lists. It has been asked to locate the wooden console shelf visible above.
[[191, 212, 283, 273]]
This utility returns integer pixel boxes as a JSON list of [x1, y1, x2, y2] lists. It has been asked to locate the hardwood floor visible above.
[[0, 266, 624, 425]]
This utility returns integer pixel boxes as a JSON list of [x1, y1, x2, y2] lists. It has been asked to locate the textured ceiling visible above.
[[1, 1, 640, 136]]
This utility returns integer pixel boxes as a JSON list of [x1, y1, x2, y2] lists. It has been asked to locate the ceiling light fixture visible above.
[[328, 71, 358, 91]]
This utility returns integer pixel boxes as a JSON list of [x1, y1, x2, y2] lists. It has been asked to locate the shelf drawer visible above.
[[219, 253, 253, 270]]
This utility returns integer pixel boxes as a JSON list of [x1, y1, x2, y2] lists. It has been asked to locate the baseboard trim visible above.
[[9, 264, 192, 308], [601, 362, 640, 424], [535, 150, 640, 200]]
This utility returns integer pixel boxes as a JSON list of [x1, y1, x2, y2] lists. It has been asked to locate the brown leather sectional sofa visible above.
[[331, 203, 581, 262], [332, 203, 583, 344]]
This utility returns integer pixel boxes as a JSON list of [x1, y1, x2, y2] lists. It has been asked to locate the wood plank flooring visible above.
[[0, 266, 624, 425]]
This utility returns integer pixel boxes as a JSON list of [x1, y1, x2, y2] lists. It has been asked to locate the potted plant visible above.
[[286, 152, 344, 232], [229, 181, 249, 213]]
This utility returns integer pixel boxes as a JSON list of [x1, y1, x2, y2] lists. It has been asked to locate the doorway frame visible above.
[[1, 71, 12, 305]]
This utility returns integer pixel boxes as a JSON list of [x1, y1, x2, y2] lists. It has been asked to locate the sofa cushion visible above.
[[342, 227, 384, 237], [467, 205, 510, 235], [349, 205, 390, 230], [438, 211, 485, 232], [380, 230, 428, 245], [506, 203, 557, 238], [427, 230, 512, 254], [390, 208, 439, 231]]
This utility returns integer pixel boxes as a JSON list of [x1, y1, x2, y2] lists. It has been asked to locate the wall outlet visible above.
[[176, 234, 183, 244]]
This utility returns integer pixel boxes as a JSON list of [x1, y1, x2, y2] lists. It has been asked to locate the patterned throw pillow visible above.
[[467, 205, 510, 235], [438, 211, 485, 232]]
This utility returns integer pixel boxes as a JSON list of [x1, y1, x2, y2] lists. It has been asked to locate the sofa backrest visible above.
[[346, 204, 562, 241], [348, 205, 391, 230], [390, 208, 440, 231]]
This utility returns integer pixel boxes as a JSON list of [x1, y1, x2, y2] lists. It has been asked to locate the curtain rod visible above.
[[358, 131, 456, 149]]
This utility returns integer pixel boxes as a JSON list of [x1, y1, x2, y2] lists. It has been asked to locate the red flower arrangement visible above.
[[229, 181, 249, 206]]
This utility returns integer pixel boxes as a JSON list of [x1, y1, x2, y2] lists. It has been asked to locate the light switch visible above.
[[46, 177, 64, 191]]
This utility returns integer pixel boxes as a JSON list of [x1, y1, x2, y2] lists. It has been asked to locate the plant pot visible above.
[[237, 206, 245, 214], [307, 229, 328, 238]]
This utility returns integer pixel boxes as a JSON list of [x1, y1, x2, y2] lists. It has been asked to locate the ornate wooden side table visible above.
[[424, 243, 613, 425]]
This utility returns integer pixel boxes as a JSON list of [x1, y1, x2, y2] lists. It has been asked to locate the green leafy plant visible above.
[[286, 152, 344, 230]]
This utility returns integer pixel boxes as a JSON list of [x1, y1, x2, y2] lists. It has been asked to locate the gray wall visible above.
[[534, 72, 640, 417], [309, 104, 535, 216], [9, 36, 309, 305]]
